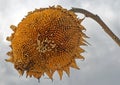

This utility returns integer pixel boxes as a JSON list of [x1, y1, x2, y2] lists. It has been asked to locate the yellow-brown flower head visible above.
[[6, 6, 87, 80]]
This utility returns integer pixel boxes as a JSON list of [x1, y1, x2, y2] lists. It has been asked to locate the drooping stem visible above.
[[70, 8, 120, 47]]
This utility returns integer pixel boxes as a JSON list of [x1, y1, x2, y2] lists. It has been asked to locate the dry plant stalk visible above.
[[70, 8, 120, 47]]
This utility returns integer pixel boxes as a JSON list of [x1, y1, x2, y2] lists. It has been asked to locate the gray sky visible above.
[[0, 0, 120, 85]]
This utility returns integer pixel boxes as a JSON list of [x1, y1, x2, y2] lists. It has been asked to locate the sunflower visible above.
[[6, 5, 87, 80]]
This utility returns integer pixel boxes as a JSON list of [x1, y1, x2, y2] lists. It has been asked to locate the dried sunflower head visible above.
[[6, 5, 87, 80]]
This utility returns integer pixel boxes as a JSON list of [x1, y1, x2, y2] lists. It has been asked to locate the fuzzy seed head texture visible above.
[[6, 5, 87, 80]]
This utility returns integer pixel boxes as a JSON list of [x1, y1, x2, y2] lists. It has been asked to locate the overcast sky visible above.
[[0, 0, 120, 85]]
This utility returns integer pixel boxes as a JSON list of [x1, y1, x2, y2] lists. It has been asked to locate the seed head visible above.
[[6, 5, 87, 80]]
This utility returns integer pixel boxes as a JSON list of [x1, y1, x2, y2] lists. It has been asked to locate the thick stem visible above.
[[70, 8, 120, 47]]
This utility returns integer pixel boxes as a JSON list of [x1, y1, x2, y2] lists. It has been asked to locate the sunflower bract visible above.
[[6, 5, 87, 80]]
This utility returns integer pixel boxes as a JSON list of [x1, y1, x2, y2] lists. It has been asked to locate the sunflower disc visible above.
[[6, 5, 87, 80]]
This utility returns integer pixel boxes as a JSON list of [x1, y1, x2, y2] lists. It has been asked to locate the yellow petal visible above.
[[74, 53, 84, 60], [27, 71, 43, 79], [18, 70, 24, 76], [6, 36, 12, 41], [57, 70, 63, 80], [5, 57, 14, 63], [77, 47, 85, 53], [70, 60, 80, 70], [45, 70, 53, 80], [63, 67, 70, 77], [10, 25, 17, 32], [33, 72, 43, 79]]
